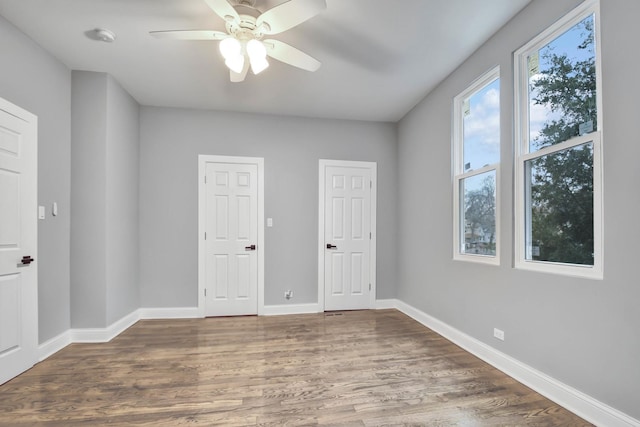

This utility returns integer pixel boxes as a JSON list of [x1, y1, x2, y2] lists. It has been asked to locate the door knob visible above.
[[245, 244, 257, 251], [326, 244, 337, 249], [21, 256, 35, 265]]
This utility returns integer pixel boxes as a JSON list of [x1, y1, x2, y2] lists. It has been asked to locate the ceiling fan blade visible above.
[[263, 39, 321, 72], [204, 0, 240, 23], [230, 58, 250, 82], [257, 0, 326, 35], [149, 30, 228, 40]]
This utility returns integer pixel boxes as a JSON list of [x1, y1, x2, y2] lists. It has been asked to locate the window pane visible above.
[[526, 142, 593, 265], [463, 78, 500, 171], [461, 171, 496, 256], [528, 14, 596, 152]]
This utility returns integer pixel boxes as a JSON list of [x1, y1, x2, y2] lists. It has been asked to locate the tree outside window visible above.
[[515, 0, 602, 278]]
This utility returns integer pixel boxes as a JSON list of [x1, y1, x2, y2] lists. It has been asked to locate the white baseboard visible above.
[[37, 307, 201, 359], [38, 330, 72, 361], [262, 303, 321, 316], [70, 309, 140, 343], [263, 300, 396, 315], [139, 307, 199, 319], [375, 298, 397, 309], [392, 299, 640, 427]]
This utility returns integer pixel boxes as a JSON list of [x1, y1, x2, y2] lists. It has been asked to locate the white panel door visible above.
[[205, 162, 258, 316], [0, 98, 38, 384], [323, 164, 373, 311]]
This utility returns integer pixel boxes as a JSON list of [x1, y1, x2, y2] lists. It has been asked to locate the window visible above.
[[514, 0, 602, 278], [453, 67, 500, 265]]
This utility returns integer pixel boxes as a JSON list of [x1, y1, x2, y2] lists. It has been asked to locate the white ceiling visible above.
[[0, 0, 530, 122]]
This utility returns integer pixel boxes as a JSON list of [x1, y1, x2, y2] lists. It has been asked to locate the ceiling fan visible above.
[[150, 0, 326, 82]]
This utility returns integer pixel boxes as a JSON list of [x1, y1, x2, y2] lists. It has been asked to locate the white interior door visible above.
[[204, 161, 259, 316], [0, 98, 38, 384], [320, 161, 376, 311]]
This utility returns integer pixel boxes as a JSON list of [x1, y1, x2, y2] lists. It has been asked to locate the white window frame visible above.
[[514, 0, 603, 279], [453, 66, 500, 265]]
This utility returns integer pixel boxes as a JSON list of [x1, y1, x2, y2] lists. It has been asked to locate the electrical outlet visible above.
[[493, 328, 505, 341], [284, 290, 293, 300]]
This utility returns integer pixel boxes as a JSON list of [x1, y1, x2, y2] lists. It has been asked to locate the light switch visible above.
[[38, 206, 45, 220], [267, 218, 273, 227]]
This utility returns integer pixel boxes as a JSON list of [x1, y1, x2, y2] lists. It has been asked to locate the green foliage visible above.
[[528, 17, 596, 265], [529, 145, 593, 264]]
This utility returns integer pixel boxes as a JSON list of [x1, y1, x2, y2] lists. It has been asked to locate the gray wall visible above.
[[397, 0, 640, 419], [3, 1, 637, 421], [139, 107, 397, 307], [70, 71, 107, 328], [105, 75, 140, 325], [0, 16, 71, 343], [71, 71, 139, 328]]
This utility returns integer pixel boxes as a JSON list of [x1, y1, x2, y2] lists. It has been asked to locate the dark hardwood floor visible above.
[[0, 310, 591, 426]]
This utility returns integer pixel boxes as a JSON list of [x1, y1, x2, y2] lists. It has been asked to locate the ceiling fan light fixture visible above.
[[219, 37, 241, 59], [247, 39, 269, 74], [250, 56, 269, 74], [152, 0, 327, 81], [225, 55, 245, 73], [246, 39, 265, 57]]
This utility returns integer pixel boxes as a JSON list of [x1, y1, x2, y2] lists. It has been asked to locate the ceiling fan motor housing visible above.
[[226, 5, 270, 39], [235, 0, 257, 6]]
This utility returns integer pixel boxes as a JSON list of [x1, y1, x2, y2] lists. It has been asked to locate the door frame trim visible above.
[[198, 155, 265, 317], [318, 159, 377, 311]]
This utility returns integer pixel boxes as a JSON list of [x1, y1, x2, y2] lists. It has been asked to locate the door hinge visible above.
[[204, 232, 207, 240], [204, 175, 207, 184], [204, 288, 207, 297], [370, 180, 372, 189], [370, 232, 372, 239], [369, 283, 371, 291]]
